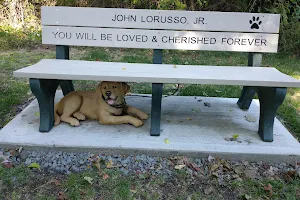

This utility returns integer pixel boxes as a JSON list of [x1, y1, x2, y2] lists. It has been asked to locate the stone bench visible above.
[[14, 6, 300, 142]]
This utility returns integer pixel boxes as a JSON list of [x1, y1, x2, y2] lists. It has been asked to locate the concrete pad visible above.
[[1, 91, 299, 162]]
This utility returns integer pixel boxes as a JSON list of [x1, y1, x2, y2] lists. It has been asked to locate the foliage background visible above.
[[0, 0, 299, 54]]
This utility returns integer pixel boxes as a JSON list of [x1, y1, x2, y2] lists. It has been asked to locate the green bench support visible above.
[[56, 45, 74, 95], [237, 53, 262, 110], [29, 79, 60, 132], [150, 50, 164, 136]]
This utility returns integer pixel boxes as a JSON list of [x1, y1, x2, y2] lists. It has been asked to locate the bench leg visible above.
[[256, 87, 286, 142], [237, 53, 262, 110], [30, 79, 60, 132], [150, 83, 163, 136], [60, 80, 74, 96], [56, 45, 74, 95], [237, 86, 256, 110]]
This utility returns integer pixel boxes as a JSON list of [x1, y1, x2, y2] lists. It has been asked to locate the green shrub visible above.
[[0, 26, 41, 50], [0, 0, 299, 55]]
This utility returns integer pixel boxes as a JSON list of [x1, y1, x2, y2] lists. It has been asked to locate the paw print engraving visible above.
[[249, 16, 262, 29]]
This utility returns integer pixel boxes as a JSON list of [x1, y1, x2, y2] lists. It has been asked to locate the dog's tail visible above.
[[54, 103, 60, 125]]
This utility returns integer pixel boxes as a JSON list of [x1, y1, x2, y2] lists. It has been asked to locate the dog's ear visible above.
[[96, 82, 103, 97], [121, 82, 130, 95]]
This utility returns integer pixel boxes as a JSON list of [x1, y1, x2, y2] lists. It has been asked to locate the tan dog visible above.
[[54, 81, 148, 127]]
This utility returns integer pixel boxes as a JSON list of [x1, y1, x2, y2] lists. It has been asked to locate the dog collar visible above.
[[110, 100, 126, 108], [102, 95, 126, 108]]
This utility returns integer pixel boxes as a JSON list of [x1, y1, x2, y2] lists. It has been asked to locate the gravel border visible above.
[[1, 147, 300, 183]]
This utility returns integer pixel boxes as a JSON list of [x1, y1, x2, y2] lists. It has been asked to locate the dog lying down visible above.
[[54, 81, 148, 127]]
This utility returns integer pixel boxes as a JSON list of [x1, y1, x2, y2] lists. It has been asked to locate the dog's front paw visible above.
[[70, 119, 80, 127], [132, 119, 143, 127], [139, 113, 148, 120]]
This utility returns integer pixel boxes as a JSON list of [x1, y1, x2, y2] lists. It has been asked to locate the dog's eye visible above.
[[103, 86, 107, 89], [113, 86, 117, 89]]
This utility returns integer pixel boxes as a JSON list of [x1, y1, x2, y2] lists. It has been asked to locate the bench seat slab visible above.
[[14, 59, 300, 88]]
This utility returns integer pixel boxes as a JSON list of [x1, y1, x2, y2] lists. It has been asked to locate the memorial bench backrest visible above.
[[41, 6, 280, 53]]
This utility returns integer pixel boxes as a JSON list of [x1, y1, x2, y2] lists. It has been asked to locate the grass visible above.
[[0, 47, 299, 139], [232, 178, 300, 200], [0, 49, 54, 128], [1, 164, 299, 199]]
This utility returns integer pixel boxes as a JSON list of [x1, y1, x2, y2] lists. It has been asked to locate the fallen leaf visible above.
[[175, 164, 185, 170], [204, 102, 211, 107], [263, 163, 270, 170], [173, 65, 177, 68], [223, 162, 231, 170], [225, 137, 234, 141], [204, 186, 214, 195], [3, 162, 14, 168], [192, 108, 200, 113], [211, 172, 219, 177], [122, 68, 126, 70], [84, 176, 93, 184], [170, 156, 188, 166], [197, 99, 203, 102], [93, 161, 101, 171], [296, 188, 300, 198], [138, 174, 146, 179], [207, 155, 215, 162], [232, 134, 239, 140], [233, 166, 244, 175], [49, 179, 61, 186], [232, 174, 240, 179], [187, 163, 200, 171], [170, 156, 180, 160], [264, 183, 273, 197], [34, 112, 40, 117], [103, 174, 109, 180], [245, 115, 256, 122], [106, 160, 114, 168], [57, 191, 68, 200], [88, 155, 101, 170], [283, 173, 293, 183], [8, 149, 17, 157], [241, 194, 251, 200], [130, 189, 137, 193], [287, 170, 296, 178], [187, 117, 192, 120], [28, 163, 41, 171], [164, 138, 170, 144], [210, 164, 219, 171], [0, 152, 9, 161], [18, 146, 23, 153]]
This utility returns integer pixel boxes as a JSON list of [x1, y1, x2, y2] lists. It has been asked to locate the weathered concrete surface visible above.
[[1, 91, 299, 163]]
